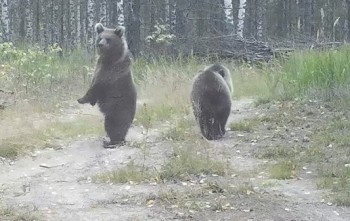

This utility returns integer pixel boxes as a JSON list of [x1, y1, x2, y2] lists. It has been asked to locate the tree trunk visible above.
[[1, 0, 10, 42], [127, 0, 141, 57], [175, 0, 186, 37], [117, 0, 124, 26], [168, 0, 176, 34], [52, 0, 60, 45], [232, 0, 240, 34], [87, 0, 95, 52], [42, 1, 49, 48], [304, 0, 312, 41], [25, 0, 33, 43], [237, 0, 246, 38], [34, 0, 40, 43], [59, 0, 64, 55], [196, 0, 208, 37], [78, 1, 85, 47], [209, 0, 226, 35], [256, 0, 264, 40], [224, 0, 234, 34], [100, 0, 107, 23], [347, 0, 350, 42]]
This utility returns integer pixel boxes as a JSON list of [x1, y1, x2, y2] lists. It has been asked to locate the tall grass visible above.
[[280, 47, 350, 100]]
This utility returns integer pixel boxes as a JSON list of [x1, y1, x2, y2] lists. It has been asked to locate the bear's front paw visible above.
[[77, 97, 88, 104]]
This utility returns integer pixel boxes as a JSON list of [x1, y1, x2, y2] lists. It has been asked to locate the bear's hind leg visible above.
[[199, 111, 218, 140], [103, 114, 131, 148], [217, 106, 231, 138]]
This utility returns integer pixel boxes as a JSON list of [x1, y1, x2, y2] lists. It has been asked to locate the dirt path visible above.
[[1, 99, 350, 221]]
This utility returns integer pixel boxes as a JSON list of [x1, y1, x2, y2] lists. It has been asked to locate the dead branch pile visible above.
[[187, 35, 274, 63]]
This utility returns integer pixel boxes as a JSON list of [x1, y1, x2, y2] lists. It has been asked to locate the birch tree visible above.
[[237, 0, 246, 38], [117, 0, 124, 26], [1, 0, 10, 41], [87, 0, 95, 52], [224, 0, 234, 34]]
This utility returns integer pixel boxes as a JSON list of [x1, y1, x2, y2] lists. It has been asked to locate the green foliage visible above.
[[160, 146, 228, 181], [259, 146, 300, 159], [0, 43, 92, 96], [0, 116, 103, 159], [0, 43, 61, 91], [280, 47, 350, 99], [269, 160, 297, 180], [0, 204, 42, 221], [224, 62, 274, 99], [162, 116, 196, 141], [92, 161, 152, 184], [310, 116, 350, 206], [229, 119, 259, 132]]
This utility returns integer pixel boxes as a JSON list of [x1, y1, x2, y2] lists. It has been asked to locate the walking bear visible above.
[[190, 63, 233, 140], [78, 23, 137, 148]]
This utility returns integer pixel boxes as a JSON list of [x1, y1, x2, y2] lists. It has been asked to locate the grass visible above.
[[161, 116, 197, 141], [133, 57, 273, 131], [0, 115, 104, 159], [0, 205, 42, 221], [158, 187, 207, 211], [259, 146, 300, 159], [269, 160, 297, 180], [229, 115, 274, 132], [225, 63, 274, 99], [229, 119, 260, 132], [280, 47, 350, 99], [307, 116, 350, 206], [91, 161, 153, 184], [251, 97, 350, 205], [1, 46, 274, 159], [160, 145, 229, 181], [4, 44, 350, 204], [158, 186, 231, 212], [157, 180, 255, 211]]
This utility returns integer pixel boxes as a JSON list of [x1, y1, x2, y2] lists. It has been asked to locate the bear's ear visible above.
[[114, 26, 125, 38], [95, 23, 104, 34]]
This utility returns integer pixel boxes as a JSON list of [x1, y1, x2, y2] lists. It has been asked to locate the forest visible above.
[[1, 0, 350, 57]]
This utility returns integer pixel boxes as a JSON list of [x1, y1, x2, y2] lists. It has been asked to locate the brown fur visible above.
[[78, 23, 137, 148], [190, 63, 233, 140]]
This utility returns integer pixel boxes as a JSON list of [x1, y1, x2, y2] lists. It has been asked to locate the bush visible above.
[[0, 43, 92, 96]]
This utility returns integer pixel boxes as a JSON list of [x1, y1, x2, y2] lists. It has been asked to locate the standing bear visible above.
[[78, 23, 137, 148], [190, 63, 233, 140]]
